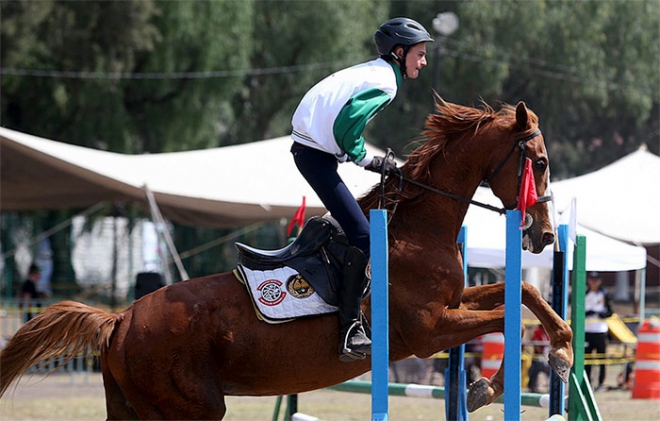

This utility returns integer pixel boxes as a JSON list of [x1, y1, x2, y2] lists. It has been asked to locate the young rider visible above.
[[290, 17, 434, 362]]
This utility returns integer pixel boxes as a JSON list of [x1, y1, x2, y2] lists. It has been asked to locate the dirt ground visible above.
[[1, 371, 658, 421]]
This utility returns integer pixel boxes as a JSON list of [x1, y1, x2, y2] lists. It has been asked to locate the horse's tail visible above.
[[0, 300, 120, 398]]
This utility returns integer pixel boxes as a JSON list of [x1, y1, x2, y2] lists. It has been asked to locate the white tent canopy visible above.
[[463, 187, 647, 271], [1, 127, 385, 227], [550, 146, 660, 245], [0, 127, 649, 271]]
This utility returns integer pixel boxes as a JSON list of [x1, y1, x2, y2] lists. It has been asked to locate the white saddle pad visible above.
[[237, 264, 337, 324]]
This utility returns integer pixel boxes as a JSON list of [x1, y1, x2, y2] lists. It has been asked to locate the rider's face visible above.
[[404, 43, 428, 79]]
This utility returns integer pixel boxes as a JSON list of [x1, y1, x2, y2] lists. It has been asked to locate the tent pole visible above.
[[143, 185, 189, 281], [637, 268, 646, 324]]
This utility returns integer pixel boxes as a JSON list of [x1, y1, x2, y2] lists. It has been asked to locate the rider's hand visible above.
[[366, 155, 397, 175]]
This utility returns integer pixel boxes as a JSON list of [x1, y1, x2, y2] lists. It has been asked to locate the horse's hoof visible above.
[[549, 353, 571, 383], [467, 378, 490, 412]]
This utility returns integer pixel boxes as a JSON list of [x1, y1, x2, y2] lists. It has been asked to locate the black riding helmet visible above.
[[374, 17, 434, 78]]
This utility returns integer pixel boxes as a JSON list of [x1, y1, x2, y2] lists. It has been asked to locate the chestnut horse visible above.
[[0, 98, 573, 419]]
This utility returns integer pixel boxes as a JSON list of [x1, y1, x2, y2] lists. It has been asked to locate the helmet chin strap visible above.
[[390, 50, 408, 79]]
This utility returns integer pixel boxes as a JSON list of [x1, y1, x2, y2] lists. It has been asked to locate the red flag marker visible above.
[[287, 196, 307, 237]]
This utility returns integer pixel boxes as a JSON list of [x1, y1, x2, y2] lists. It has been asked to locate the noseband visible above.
[[380, 128, 551, 216]]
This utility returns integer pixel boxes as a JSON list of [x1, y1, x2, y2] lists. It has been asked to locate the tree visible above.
[[123, 0, 254, 152], [1, 0, 161, 150], [1, 0, 254, 153]]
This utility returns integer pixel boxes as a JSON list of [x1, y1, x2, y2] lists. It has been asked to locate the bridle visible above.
[[378, 128, 551, 216], [483, 128, 552, 210]]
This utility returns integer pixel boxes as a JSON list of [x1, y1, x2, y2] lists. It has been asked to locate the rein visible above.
[[397, 175, 509, 215], [379, 129, 550, 216], [378, 149, 404, 215]]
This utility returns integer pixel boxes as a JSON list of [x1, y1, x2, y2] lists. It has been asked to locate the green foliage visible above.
[[124, 0, 254, 152], [1, 0, 160, 149], [1, 0, 253, 153], [448, 0, 658, 177]]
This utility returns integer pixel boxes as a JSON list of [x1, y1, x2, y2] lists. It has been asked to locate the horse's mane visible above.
[[360, 96, 539, 211]]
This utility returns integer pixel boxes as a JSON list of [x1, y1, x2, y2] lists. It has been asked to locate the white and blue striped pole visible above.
[[504, 210, 523, 418], [370, 209, 389, 421]]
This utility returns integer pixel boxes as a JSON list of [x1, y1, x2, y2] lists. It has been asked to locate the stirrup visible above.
[[339, 321, 372, 362]]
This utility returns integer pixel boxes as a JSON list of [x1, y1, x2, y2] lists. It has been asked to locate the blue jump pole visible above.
[[445, 225, 469, 421], [504, 210, 523, 419], [370, 209, 389, 421]]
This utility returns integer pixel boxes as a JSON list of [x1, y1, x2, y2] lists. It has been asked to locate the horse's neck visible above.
[[391, 164, 482, 247]]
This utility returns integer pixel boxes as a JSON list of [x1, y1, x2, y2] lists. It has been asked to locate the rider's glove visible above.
[[366, 155, 397, 175]]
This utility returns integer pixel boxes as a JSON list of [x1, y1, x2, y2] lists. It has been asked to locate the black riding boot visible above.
[[338, 246, 372, 362]]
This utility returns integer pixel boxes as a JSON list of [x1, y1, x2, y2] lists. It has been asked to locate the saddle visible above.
[[235, 215, 351, 306]]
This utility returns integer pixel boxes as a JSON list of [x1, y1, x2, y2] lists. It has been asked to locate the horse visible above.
[[0, 97, 573, 420]]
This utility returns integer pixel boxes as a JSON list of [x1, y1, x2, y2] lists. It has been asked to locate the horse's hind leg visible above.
[[467, 364, 505, 413], [101, 363, 138, 420], [103, 365, 227, 420], [109, 358, 228, 419], [102, 349, 171, 419]]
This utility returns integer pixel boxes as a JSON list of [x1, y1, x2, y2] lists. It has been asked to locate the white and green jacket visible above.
[[291, 58, 402, 167]]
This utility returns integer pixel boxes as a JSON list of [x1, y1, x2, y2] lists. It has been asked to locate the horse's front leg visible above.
[[389, 300, 508, 412], [460, 283, 573, 413], [461, 283, 573, 381], [520, 282, 573, 382]]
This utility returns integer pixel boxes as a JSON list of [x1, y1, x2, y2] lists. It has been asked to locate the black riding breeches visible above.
[[291, 142, 370, 256]]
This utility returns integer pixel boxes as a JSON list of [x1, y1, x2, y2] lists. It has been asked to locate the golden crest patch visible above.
[[286, 274, 315, 299]]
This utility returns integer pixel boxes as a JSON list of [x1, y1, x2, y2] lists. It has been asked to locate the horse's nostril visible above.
[[542, 232, 555, 245]]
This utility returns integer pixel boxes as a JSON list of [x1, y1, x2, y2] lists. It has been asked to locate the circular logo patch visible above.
[[257, 279, 286, 306], [286, 274, 315, 299]]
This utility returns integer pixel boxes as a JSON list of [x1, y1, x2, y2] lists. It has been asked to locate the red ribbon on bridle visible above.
[[516, 158, 538, 228]]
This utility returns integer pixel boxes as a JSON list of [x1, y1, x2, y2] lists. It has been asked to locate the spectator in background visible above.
[[19, 264, 42, 322], [528, 324, 551, 393], [585, 271, 613, 391]]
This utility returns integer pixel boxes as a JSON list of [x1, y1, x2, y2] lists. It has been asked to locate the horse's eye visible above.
[[534, 159, 547, 172]]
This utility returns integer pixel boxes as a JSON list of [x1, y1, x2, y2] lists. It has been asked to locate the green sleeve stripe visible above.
[[333, 88, 391, 163]]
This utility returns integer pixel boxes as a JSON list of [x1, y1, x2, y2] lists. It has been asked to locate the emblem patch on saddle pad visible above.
[[286, 274, 315, 299], [237, 264, 337, 324]]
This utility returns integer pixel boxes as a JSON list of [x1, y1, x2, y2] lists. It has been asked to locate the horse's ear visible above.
[[515, 101, 529, 130]]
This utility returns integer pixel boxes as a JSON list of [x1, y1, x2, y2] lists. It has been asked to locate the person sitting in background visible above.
[[584, 271, 613, 392], [18, 264, 42, 323]]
